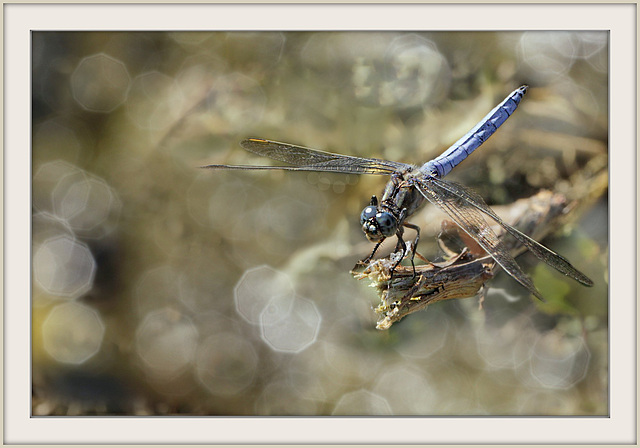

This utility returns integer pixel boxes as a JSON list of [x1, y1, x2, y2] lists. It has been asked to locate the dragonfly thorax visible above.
[[360, 200, 398, 243]]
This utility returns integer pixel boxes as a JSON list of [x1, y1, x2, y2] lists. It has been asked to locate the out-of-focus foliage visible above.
[[32, 31, 608, 416]]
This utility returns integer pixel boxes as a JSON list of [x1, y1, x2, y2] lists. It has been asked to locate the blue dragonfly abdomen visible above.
[[421, 85, 528, 179]]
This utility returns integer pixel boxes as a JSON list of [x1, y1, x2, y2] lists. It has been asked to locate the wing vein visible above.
[[416, 180, 545, 301], [428, 177, 593, 286]]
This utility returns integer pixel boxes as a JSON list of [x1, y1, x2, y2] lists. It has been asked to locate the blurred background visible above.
[[32, 31, 608, 416]]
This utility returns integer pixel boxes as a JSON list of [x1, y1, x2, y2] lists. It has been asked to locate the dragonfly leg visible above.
[[362, 240, 384, 264], [390, 210, 416, 279], [403, 221, 421, 275], [390, 232, 408, 280]]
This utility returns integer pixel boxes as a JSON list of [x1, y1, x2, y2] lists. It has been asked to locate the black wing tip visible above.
[[578, 275, 595, 287], [534, 291, 547, 303]]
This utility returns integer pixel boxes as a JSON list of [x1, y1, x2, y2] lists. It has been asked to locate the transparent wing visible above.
[[428, 176, 593, 287], [415, 179, 545, 301], [201, 138, 409, 175]]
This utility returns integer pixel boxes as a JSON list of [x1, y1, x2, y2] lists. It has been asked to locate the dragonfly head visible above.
[[360, 202, 397, 242]]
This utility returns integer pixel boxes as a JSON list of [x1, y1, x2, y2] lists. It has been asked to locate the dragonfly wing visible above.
[[429, 177, 593, 287], [236, 138, 408, 174], [415, 179, 545, 301], [200, 163, 394, 174]]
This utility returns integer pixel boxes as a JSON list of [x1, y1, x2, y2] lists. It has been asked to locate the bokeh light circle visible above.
[[34, 235, 96, 298], [260, 296, 322, 353], [42, 301, 105, 364], [234, 266, 295, 325], [135, 308, 199, 379], [195, 332, 259, 396], [71, 53, 130, 112]]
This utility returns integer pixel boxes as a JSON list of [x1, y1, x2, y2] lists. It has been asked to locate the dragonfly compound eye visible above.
[[375, 211, 397, 237], [361, 209, 397, 242], [360, 205, 378, 225]]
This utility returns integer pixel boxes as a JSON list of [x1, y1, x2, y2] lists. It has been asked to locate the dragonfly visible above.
[[202, 85, 593, 301]]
